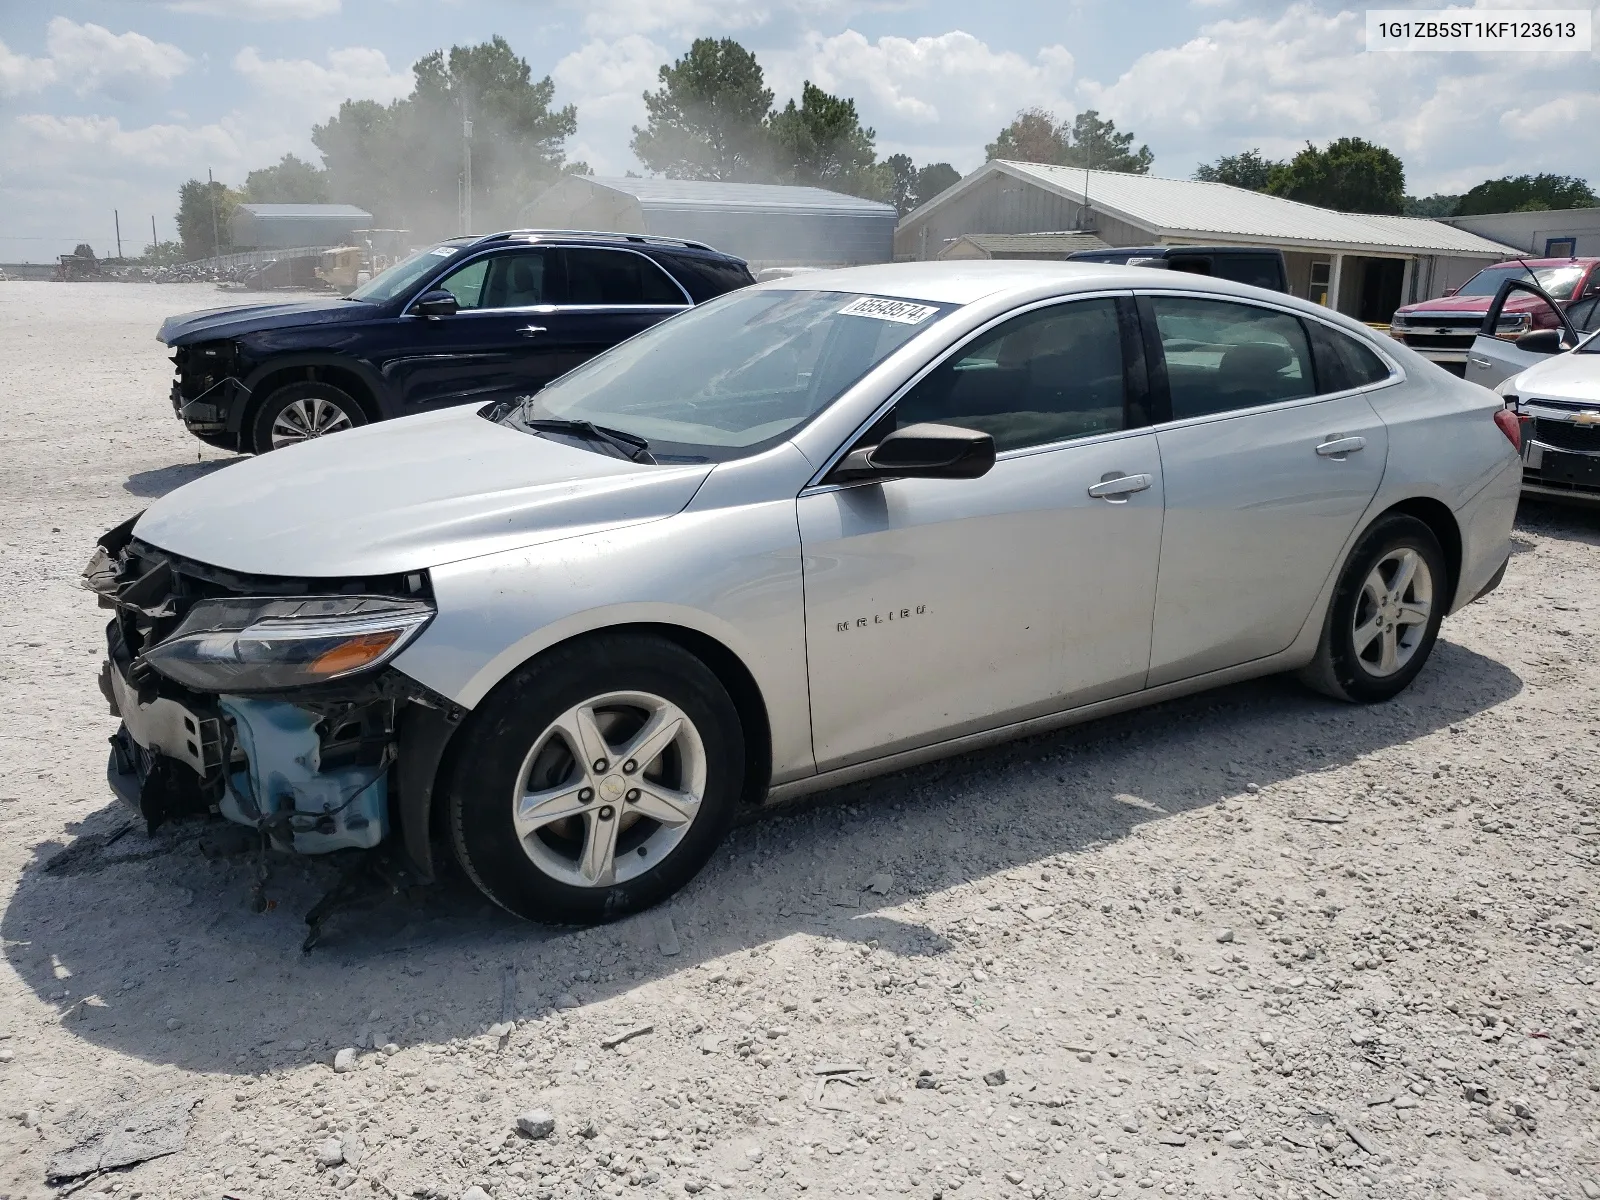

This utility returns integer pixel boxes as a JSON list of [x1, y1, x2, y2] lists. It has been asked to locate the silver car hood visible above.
[[1512, 351, 1600, 405], [134, 406, 713, 577]]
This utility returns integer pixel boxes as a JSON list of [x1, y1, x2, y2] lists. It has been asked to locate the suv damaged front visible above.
[[84, 513, 458, 872]]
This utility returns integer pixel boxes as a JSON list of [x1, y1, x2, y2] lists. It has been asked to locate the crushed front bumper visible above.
[[1520, 420, 1600, 505]]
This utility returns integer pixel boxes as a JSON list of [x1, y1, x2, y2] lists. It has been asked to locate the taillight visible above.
[[1493, 408, 1521, 451]]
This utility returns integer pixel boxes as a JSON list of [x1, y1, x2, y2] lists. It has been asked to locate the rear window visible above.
[[1212, 255, 1284, 292]]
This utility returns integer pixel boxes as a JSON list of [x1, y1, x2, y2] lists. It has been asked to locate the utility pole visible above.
[[151, 214, 158, 255], [207, 167, 220, 261], [114, 209, 122, 259], [462, 101, 473, 235]]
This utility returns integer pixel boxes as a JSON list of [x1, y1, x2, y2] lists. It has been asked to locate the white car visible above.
[[1502, 340, 1600, 504], [86, 262, 1522, 926]]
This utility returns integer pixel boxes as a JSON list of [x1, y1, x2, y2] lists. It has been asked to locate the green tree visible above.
[[243, 153, 329, 203], [141, 240, 186, 266], [885, 152, 918, 214], [1454, 173, 1597, 215], [769, 81, 881, 196], [631, 38, 773, 181], [175, 178, 242, 260], [985, 107, 1069, 164], [1264, 137, 1405, 214], [1402, 193, 1462, 217], [1194, 148, 1279, 191], [986, 108, 1152, 173], [914, 162, 961, 206], [311, 36, 577, 235]]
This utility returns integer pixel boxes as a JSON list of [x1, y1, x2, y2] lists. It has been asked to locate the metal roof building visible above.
[[229, 203, 374, 251], [897, 160, 1519, 321], [522, 177, 897, 269]]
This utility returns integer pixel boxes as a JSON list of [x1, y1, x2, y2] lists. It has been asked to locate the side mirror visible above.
[[1514, 328, 1565, 355], [833, 423, 996, 482], [413, 289, 459, 317]]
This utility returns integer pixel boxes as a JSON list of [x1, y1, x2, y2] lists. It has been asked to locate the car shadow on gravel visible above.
[[2, 638, 1521, 1077], [1516, 497, 1600, 545], [123, 458, 240, 498]]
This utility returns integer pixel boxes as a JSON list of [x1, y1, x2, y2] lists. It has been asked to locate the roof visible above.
[[903, 162, 1519, 258], [940, 231, 1109, 257], [233, 204, 373, 221], [577, 177, 896, 218]]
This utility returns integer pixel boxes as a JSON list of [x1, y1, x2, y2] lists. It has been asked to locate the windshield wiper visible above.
[[522, 417, 655, 464]]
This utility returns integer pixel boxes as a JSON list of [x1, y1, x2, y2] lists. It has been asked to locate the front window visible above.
[[1453, 264, 1586, 301], [348, 242, 466, 303], [504, 289, 953, 461]]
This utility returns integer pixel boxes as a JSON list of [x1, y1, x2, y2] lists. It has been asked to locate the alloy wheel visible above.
[[511, 690, 708, 888], [1351, 547, 1433, 677], [270, 396, 355, 448]]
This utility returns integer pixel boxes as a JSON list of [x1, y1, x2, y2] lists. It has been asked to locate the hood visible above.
[[1396, 294, 1548, 317], [133, 406, 714, 577], [157, 299, 378, 346], [1511, 351, 1600, 406]]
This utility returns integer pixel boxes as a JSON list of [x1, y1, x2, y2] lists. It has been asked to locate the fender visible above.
[[235, 352, 396, 432]]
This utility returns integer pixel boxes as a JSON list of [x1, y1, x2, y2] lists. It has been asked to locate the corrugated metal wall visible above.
[[895, 174, 1156, 259], [637, 206, 894, 268], [229, 212, 370, 251]]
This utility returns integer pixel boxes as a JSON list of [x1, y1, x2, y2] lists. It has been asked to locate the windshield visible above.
[[506, 289, 953, 461], [1455, 264, 1586, 301], [348, 243, 465, 302]]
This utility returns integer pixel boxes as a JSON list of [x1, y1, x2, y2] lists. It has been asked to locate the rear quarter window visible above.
[[1304, 319, 1395, 392], [653, 253, 755, 303]]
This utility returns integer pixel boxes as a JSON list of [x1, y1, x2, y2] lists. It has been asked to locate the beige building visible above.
[[1442, 206, 1600, 258], [897, 161, 1517, 323]]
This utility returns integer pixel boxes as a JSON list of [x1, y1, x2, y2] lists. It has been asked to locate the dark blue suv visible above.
[[159, 230, 755, 453]]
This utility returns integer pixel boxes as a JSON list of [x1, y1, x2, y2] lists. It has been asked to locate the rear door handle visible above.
[[1468, 355, 1491, 368], [1315, 436, 1366, 458], [518, 325, 547, 337], [1087, 472, 1153, 500]]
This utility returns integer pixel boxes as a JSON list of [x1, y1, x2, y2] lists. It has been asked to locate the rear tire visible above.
[[446, 633, 744, 924], [249, 381, 365, 453], [1298, 513, 1448, 703]]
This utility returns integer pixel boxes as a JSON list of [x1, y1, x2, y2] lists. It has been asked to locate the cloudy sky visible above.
[[1, 0, 1595, 260]]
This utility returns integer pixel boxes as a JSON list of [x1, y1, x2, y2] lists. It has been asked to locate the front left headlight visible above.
[[141, 595, 434, 693]]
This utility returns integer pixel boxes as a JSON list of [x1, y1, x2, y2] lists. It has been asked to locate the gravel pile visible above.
[[0, 282, 1595, 1200]]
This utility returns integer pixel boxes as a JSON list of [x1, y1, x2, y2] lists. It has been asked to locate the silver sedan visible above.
[[90, 262, 1521, 924]]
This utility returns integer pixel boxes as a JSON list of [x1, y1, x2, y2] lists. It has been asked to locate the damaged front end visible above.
[[169, 340, 250, 446], [85, 515, 460, 875]]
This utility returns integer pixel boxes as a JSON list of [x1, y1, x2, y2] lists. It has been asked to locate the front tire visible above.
[[446, 634, 744, 924], [249, 381, 365, 453], [1298, 512, 1448, 703]]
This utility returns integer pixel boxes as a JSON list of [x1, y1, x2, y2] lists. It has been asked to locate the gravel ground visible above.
[[1, 281, 1597, 1200]]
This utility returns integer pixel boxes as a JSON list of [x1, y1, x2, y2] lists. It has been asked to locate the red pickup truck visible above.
[[1388, 257, 1600, 375]]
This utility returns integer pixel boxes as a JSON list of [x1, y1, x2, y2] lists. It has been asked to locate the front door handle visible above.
[[1468, 355, 1491, 368], [1315, 435, 1366, 458], [1087, 472, 1153, 500], [518, 325, 547, 337]]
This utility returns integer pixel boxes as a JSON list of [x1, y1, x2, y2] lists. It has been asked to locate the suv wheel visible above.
[[250, 381, 365, 453], [1298, 513, 1447, 703], [446, 633, 744, 924]]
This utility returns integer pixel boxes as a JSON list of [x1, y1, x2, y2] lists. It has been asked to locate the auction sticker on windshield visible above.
[[838, 296, 940, 324]]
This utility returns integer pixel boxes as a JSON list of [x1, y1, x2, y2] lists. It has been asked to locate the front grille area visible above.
[[1532, 418, 1600, 454], [1402, 334, 1475, 351]]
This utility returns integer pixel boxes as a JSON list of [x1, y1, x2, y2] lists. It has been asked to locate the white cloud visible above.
[[166, 0, 341, 17], [0, 38, 56, 97], [552, 35, 669, 174], [1079, 1, 1600, 192], [232, 45, 412, 126], [766, 30, 1076, 169], [44, 18, 191, 101], [12, 112, 240, 170]]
